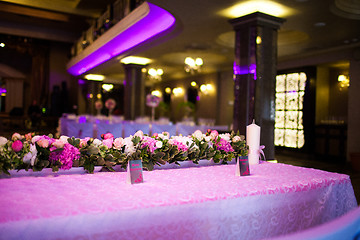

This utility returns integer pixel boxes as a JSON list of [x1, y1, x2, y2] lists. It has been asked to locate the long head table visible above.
[[0, 162, 357, 240]]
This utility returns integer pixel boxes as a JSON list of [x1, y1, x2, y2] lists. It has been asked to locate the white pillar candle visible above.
[[246, 120, 260, 165]]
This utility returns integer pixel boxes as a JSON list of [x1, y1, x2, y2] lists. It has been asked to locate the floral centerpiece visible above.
[[105, 98, 116, 116], [95, 100, 103, 115], [146, 94, 161, 122], [0, 129, 248, 175]]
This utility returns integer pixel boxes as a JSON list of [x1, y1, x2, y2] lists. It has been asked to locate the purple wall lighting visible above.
[[78, 79, 86, 85], [67, 3, 175, 76], [233, 62, 257, 80]]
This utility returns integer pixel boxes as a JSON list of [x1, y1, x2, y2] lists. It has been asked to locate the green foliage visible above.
[[0, 129, 249, 175]]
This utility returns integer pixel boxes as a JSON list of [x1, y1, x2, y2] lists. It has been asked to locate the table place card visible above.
[[127, 160, 144, 184], [236, 156, 250, 176]]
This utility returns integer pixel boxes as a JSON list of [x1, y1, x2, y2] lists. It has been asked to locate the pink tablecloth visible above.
[[0, 162, 357, 240]]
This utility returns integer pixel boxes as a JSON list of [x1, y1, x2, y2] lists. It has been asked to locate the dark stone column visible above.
[[230, 12, 285, 160], [123, 64, 145, 120]]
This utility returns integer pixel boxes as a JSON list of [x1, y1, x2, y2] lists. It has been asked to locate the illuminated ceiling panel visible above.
[[66, 2, 175, 76]]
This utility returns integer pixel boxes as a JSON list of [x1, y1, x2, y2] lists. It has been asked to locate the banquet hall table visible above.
[[0, 162, 357, 240]]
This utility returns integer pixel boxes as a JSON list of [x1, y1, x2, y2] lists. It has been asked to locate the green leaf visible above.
[[87, 145, 99, 155], [97, 157, 105, 166]]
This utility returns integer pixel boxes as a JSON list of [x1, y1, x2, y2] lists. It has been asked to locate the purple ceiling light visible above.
[[67, 2, 176, 76]]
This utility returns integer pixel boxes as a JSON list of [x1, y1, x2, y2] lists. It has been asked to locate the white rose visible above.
[[155, 141, 163, 148], [23, 144, 37, 166], [158, 133, 169, 140], [192, 130, 203, 140], [204, 136, 211, 142], [31, 135, 41, 144], [93, 139, 102, 147], [232, 136, 241, 142], [219, 133, 230, 142], [113, 137, 125, 150], [124, 137, 135, 155], [23, 152, 32, 164], [0, 136, 8, 147], [59, 136, 69, 144]]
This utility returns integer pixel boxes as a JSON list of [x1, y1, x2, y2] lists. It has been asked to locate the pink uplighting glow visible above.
[[67, 2, 175, 76]]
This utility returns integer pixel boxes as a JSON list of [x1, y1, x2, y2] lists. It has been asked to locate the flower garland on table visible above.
[[0, 130, 248, 175]]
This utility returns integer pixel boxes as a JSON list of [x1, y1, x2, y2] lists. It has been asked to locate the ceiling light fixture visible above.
[[121, 56, 152, 65], [148, 68, 163, 81], [200, 84, 214, 95], [184, 57, 203, 74], [102, 84, 114, 91], [151, 90, 162, 97], [84, 74, 105, 81], [219, 0, 293, 18], [338, 74, 350, 89], [165, 87, 172, 94], [172, 87, 184, 96]]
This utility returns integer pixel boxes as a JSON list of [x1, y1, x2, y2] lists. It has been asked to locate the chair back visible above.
[[123, 122, 150, 137], [67, 122, 94, 138]]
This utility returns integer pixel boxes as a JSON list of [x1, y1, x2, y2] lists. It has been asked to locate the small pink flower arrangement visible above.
[[146, 94, 161, 108], [105, 98, 116, 110], [95, 100, 103, 110]]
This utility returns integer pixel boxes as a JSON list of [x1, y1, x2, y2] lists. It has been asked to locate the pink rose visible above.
[[113, 137, 125, 150], [12, 133, 22, 141], [37, 139, 49, 148], [12, 140, 23, 152], [103, 138, 113, 148], [134, 130, 144, 138], [210, 130, 219, 140], [52, 139, 65, 149], [80, 137, 90, 148], [102, 133, 114, 140]]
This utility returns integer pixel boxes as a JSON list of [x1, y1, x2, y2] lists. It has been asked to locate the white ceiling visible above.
[[1, 0, 360, 82]]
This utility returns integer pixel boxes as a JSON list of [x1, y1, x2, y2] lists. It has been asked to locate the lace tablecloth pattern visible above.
[[0, 162, 357, 240]]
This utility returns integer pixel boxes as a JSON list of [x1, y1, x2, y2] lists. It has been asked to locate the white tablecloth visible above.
[[0, 162, 357, 240]]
